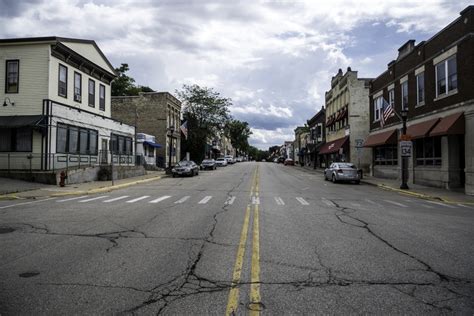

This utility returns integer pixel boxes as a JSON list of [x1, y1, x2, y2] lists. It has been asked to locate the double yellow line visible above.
[[226, 166, 262, 315]]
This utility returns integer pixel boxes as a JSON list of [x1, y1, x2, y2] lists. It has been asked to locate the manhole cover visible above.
[[19, 272, 40, 278], [0, 227, 16, 234]]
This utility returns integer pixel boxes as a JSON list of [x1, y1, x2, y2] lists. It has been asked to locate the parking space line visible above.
[[174, 196, 190, 204], [383, 200, 408, 208], [78, 196, 109, 203], [0, 197, 56, 209], [126, 196, 150, 203], [103, 196, 129, 203], [321, 198, 334, 207], [57, 196, 88, 202], [225, 196, 236, 205], [419, 203, 434, 209], [274, 197, 284, 205], [296, 197, 309, 205], [149, 196, 172, 203], [198, 196, 213, 204]]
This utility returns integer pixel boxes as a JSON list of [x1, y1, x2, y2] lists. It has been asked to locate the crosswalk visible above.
[[54, 194, 471, 210]]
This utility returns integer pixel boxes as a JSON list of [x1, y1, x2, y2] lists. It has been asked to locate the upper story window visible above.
[[58, 64, 67, 98], [373, 96, 383, 121], [416, 72, 425, 105], [401, 81, 408, 110], [388, 89, 394, 108], [99, 84, 105, 111], [5, 60, 19, 93], [436, 55, 457, 97], [74, 72, 82, 103], [88, 79, 95, 107]]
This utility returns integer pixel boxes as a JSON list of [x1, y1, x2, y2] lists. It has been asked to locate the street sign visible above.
[[400, 140, 412, 157], [400, 134, 412, 141], [355, 139, 364, 148]]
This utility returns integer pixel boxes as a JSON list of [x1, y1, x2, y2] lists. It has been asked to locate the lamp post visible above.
[[167, 125, 175, 173], [400, 108, 409, 190]]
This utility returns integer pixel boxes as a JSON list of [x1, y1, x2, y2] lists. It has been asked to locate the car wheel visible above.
[[172, 174, 176, 178], [196, 170, 199, 175], [332, 174, 337, 183], [355, 180, 360, 185]]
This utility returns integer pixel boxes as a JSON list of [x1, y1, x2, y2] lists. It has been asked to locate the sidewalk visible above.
[[0, 171, 167, 200], [297, 165, 474, 204]]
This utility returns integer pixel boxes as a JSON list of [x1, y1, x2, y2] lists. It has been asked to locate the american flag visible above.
[[180, 121, 188, 140], [380, 98, 394, 128]]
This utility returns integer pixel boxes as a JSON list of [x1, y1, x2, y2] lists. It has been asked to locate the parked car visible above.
[[324, 162, 360, 184], [284, 158, 294, 166], [236, 157, 243, 162], [277, 156, 285, 163], [224, 155, 235, 164], [200, 159, 217, 170], [215, 157, 228, 167], [172, 160, 199, 177], [273, 158, 278, 163]]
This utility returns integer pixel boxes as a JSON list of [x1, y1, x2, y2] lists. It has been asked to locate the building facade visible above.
[[293, 126, 308, 165], [111, 92, 181, 168], [319, 68, 372, 170], [365, 6, 474, 194], [136, 133, 161, 167], [0, 36, 134, 172], [306, 106, 326, 168]]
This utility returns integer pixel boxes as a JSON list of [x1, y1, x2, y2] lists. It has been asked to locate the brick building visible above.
[[319, 68, 372, 170], [306, 106, 326, 168], [364, 6, 474, 194], [111, 92, 182, 168]]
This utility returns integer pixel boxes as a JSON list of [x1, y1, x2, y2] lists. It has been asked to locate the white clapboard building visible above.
[[0, 37, 135, 171]]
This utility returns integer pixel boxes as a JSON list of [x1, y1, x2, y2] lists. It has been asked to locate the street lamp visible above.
[[168, 125, 175, 173], [400, 108, 409, 190]]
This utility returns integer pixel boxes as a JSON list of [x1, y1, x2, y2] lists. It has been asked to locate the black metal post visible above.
[[167, 125, 175, 174], [400, 114, 409, 190]]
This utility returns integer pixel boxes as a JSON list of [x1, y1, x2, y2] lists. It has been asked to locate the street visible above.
[[0, 162, 473, 314]]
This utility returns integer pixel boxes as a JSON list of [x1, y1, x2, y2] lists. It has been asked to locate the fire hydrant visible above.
[[59, 171, 67, 187]]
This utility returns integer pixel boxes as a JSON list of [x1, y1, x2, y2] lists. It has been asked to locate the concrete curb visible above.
[[0, 175, 167, 200], [362, 180, 474, 205]]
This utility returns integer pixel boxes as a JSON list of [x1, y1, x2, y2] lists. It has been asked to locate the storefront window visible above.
[[374, 145, 398, 165], [415, 137, 442, 166]]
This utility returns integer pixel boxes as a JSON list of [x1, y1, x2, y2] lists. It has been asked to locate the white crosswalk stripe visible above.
[[426, 200, 456, 209], [296, 197, 309, 205], [383, 200, 408, 208], [126, 196, 150, 203], [225, 196, 236, 205], [419, 203, 434, 209], [57, 196, 88, 202], [149, 196, 171, 203], [79, 196, 109, 203], [252, 196, 260, 205], [174, 196, 190, 204], [198, 196, 213, 204], [457, 203, 472, 209], [274, 197, 285, 205], [351, 202, 361, 207], [103, 196, 129, 203], [321, 198, 334, 207]]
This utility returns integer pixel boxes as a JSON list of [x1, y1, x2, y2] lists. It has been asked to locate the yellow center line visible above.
[[249, 202, 261, 315], [226, 166, 258, 315]]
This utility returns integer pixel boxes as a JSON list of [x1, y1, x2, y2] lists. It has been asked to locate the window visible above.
[[5, 60, 19, 93], [0, 128, 32, 152], [56, 123, 98, 155], [99, 84, 105, 111], [58, 64, 67, 98], [388, 89, 394, 107], [401, 81, 408, 110], [416, 73, 424, 105], [74, 72, 82, 102], [374, 96, 383, 121], [415, 137, 442, 166], [373, 145, 398, 165], [111, 134, 133, 155], [88, 79, 95, 107], [436, 55, 457, 97]]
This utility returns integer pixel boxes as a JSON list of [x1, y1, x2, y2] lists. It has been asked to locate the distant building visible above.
[[365, 6, 474, 194], [319, 68, 372, 171], [294, 126, 308, 165], [136, 133, 161, 167], [111, 92, 181, 168], [0, 36, 135, 173], [306, 106, 326, 168]]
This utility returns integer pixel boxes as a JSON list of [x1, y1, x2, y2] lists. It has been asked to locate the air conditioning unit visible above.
[[74, 94, 82, 102]]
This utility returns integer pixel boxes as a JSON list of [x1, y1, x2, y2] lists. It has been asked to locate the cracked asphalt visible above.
[[0, 162, 473, 314]]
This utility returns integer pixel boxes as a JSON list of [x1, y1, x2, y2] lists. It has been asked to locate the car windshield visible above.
[[338, 163, 356, 169], [217, 158, 225, 161], [202, 160, 213, 163], [178, 161, 192, 166]]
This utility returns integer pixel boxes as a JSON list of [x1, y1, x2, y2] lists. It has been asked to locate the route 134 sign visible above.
[[400, 141, 413, 157]]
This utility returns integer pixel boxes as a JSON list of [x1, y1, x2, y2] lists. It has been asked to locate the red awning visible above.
[[319, 136, 349, 155], [429, 112, 464, 137], [326, 115, 334, 126], [364, 129, 397, 147], [406, 118, 440, 139], [336, 107, 347, 121]]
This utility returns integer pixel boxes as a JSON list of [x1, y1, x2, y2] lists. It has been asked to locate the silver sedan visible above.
[[324, 162, 360, 184]]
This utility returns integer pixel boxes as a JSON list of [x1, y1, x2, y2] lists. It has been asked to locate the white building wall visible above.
[[61, 41, 115, 74]]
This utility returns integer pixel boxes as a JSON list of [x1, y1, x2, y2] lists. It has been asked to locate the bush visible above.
[[98, 167, 111, 181]]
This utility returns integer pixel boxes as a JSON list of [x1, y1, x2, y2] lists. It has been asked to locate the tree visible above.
[[111, 63, 155, 96], [248, 146, 269, 161], [177, 84, 232, 162], [225, 119, 252, 155]]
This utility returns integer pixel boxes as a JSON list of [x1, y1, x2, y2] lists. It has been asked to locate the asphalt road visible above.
[[0, 162, 473, 315]]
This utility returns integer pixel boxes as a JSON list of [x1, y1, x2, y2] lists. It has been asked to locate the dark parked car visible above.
[[277, 156, 285, 163], [172, 160, 199, 177], [284, 158, 294, 166], [324, 162, 360, 184], [201, 159, 217, 170]]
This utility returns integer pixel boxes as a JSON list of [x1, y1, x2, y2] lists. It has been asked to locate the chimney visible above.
[[397, 40, 416, 60]]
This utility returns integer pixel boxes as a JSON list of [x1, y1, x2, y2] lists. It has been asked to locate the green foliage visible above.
[[248, 146, 269, 161], [111, 63, 155, 96], [225, 119, 252, 155]]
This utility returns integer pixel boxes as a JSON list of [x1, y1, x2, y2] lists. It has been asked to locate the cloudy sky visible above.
[[0, 0, 470, 149]]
